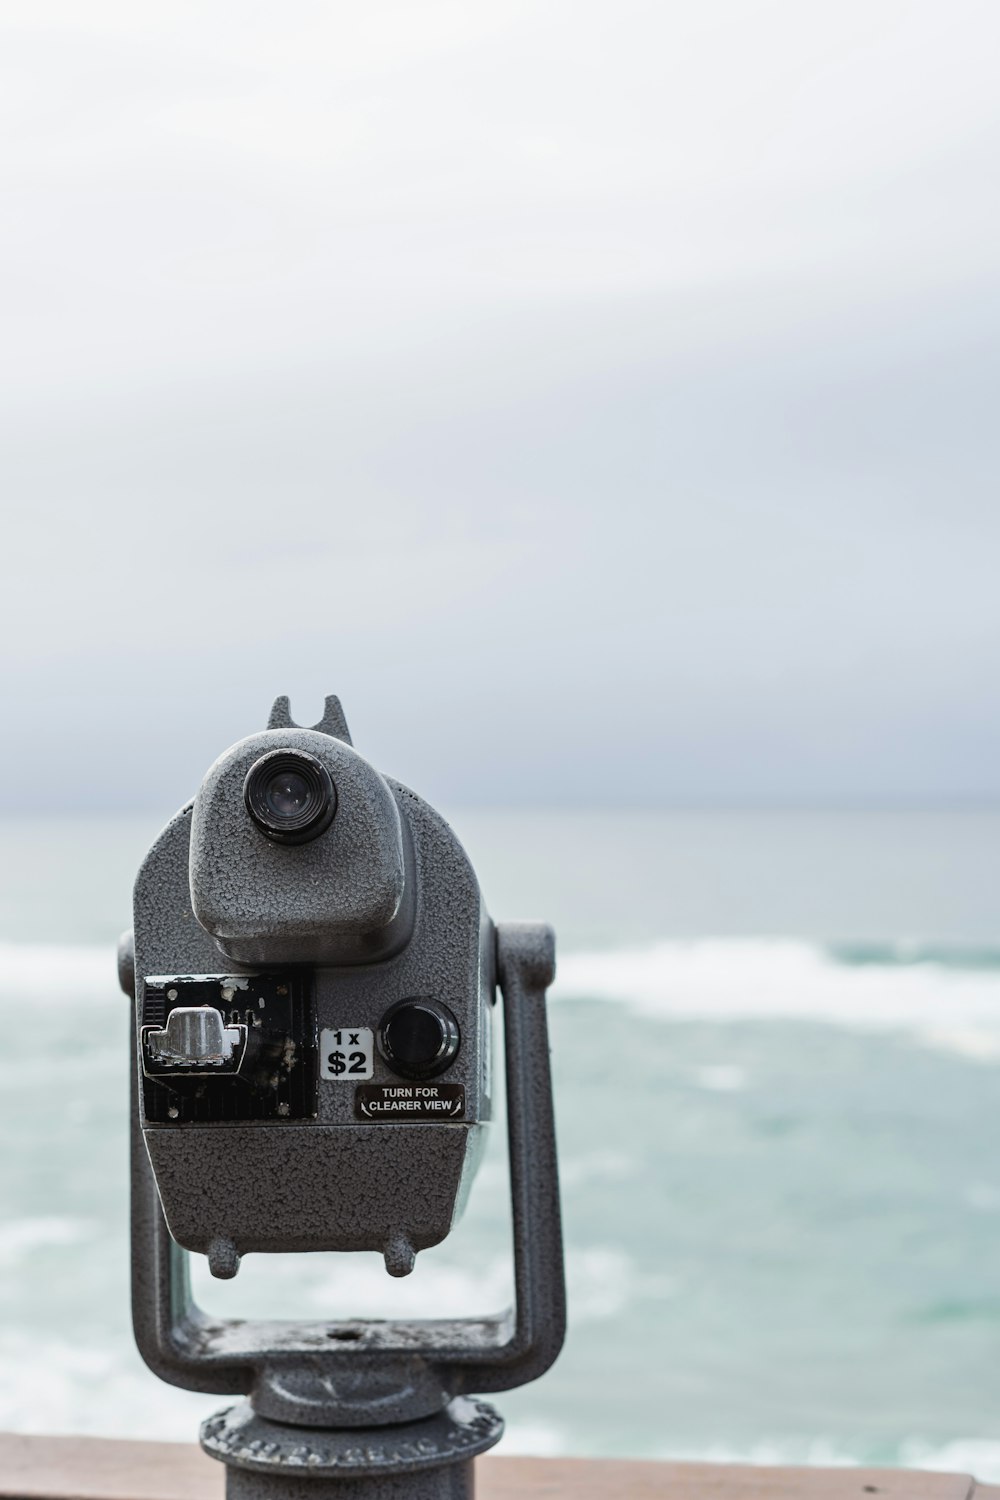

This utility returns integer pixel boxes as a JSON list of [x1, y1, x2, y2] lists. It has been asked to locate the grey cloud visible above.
[[2, 1, 999, 809]]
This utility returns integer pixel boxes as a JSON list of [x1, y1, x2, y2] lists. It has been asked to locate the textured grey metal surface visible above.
[[128, 923, 563, 1419], [267, 695, 353, 744], [126, 697, 566, 1495], [134, 774, 492, 1266], [144, 1123, 479, 1260], [202, 1397, 501, 1478], [223, 1470, 475, 1500], [223, 1466, 476, 1499], [190, 727, 409, 968]]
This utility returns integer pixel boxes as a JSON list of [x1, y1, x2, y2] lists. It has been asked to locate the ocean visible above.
[[2, 809, 1000, 1477]]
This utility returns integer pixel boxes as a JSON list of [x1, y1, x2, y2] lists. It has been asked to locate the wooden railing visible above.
[[0, 1435, 995, 1500]]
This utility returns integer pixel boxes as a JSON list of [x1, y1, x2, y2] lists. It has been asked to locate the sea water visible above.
[[1, 809, 1000, 1476]]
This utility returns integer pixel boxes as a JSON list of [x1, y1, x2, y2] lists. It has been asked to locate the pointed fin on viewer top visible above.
[[267, 694, 353, 745]]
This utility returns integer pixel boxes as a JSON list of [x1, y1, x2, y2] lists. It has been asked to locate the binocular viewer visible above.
[[120, 695, 565, 1500]]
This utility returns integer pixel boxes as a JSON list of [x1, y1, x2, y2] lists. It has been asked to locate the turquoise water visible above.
[[1, 810, 1000, 1476]]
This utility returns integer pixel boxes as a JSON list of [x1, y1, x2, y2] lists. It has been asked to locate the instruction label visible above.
[[354, 1083, 465, 1121], [320, 1027, 374, 1081]]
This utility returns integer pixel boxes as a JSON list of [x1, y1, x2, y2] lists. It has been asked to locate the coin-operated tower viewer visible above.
[[120, 695, 565, 1500]]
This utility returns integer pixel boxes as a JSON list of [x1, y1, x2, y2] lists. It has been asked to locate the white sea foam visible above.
[[693, 1064, 748, 1092], [497, 1420, 567, 1456], [553, 938, 1000, 1057], [0, 1331, 213, 1440], [195, 1242, 667, 1327], [296, 1251, 514, 1320], [900, 1438, 1000, 1483]]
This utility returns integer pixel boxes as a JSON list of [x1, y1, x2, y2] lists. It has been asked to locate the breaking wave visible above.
[[552, 937, 1000, 1056]]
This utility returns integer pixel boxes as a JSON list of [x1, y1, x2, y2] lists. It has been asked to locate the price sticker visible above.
[[320, 1027, 374, 1081]]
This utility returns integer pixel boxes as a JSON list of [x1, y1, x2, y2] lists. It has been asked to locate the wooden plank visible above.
[[481, 1460, 976, 1499], [0, 1435, 215, 1500], [0, 1434, 978, 1500]]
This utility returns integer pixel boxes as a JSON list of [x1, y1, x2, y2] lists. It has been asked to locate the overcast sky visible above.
[[3, 1, 1000, 810]]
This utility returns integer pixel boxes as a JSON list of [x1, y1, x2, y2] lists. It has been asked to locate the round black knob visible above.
[[377, 998, 460, 1080]]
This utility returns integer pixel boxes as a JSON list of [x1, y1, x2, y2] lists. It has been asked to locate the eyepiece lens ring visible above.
[[243, 750, 337, 845]]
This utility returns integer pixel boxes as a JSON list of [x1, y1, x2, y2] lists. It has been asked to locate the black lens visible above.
[[243, 750, 337, 845], [264, 770, 312, 819]]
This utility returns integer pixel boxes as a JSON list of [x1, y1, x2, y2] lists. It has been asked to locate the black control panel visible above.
[[140, 972, 317, 1124]]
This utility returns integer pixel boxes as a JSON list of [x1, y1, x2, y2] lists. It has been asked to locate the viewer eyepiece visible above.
[[243, 749, 336, 845]]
